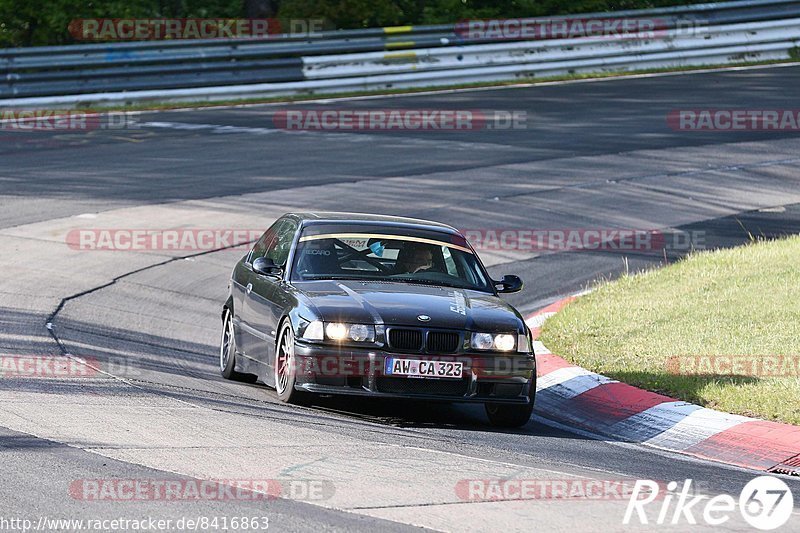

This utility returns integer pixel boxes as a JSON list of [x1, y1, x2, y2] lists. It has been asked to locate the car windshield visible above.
[[291, 226, 493, 292]]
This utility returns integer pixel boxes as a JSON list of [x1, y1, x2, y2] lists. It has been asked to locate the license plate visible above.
[[384, 358, 463, 379]]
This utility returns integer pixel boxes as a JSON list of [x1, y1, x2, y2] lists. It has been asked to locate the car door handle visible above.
[[246, 283, 253, 295]]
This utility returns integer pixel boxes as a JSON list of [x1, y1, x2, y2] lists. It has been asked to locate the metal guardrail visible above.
[[0, 0, 799, 106], [303, 19, 800, 78]]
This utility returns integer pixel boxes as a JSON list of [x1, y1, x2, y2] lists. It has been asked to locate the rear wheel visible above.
[[274, 321, 307, 404], [220, 308, 257, 383], [485, 385, 535, 428]]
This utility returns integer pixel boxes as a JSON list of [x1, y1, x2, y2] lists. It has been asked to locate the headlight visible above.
[[349, 324, 372, 342], [493, 334, 516, 352], [300, 320, 324, 340], [325, 322, 375, 343], [325, 323, 348, 340], [471, 332, 516, 352], [471, 332, 494, 350]]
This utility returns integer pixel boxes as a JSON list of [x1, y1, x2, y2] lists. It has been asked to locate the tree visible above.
[[245, 0, 279, 17]]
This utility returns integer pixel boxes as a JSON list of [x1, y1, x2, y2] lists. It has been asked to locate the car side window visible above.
[[249, 221, 281, 263], [265, 219, 298, 267]]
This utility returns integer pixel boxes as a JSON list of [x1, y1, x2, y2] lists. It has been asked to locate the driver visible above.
[[396, 244, 433, 274]]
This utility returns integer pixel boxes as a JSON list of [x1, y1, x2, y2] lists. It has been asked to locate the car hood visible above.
[[293, 280, 524, 332]]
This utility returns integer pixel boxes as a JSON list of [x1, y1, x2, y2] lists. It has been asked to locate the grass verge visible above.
[[540, 235, 800, 425]]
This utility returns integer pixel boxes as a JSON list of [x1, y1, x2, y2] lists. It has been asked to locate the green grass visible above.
[[540, 235, 800, 425], [64, 58, 800, 112]]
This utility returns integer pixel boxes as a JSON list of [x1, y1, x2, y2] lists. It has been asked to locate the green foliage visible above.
[[279, 0, 404, 28], [0, 0, 243, 47], [281, 0, 707, 28], [0, 0, 718, 47]]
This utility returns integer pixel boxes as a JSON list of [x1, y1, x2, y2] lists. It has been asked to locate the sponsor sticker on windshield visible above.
[[339, 238, 369, 249]]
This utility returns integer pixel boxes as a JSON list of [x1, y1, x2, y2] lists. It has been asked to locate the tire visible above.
[[485, 385, 535, 428], [274, 321, 307, 404], [220, 308, 257, 383]]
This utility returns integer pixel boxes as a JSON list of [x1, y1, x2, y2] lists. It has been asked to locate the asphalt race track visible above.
[[2, 64, 800, 531]]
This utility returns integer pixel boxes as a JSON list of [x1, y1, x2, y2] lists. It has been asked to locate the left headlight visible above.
[[325, 322, 375, 343], [471, 332, 516, 352]]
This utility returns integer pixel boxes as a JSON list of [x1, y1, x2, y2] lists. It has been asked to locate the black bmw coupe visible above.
[[220, 212, 536, 427]]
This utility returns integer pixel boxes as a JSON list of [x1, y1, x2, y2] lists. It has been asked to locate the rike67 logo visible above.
[[625, 476, 795, 530]]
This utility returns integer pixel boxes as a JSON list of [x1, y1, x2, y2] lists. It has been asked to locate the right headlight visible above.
[[471, 332, 517, 352]]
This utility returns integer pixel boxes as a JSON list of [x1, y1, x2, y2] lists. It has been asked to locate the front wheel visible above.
[[485, 386, 535, 428], [274, 321, 307, 404]]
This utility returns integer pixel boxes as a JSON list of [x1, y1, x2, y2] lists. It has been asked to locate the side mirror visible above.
[[496, 274, 523, 294], [253, 256, 282, 277]]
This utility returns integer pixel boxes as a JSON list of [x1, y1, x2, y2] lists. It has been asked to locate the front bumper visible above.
[[292, 342, 535, 404]]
